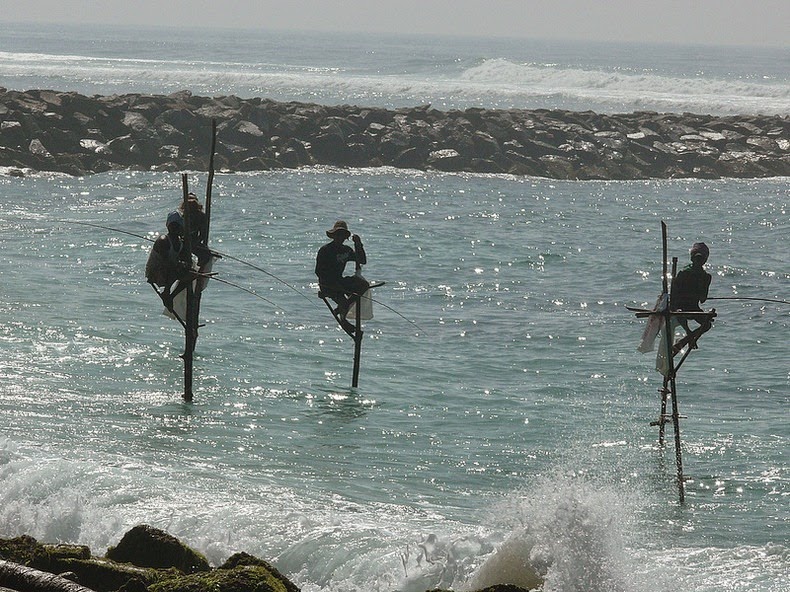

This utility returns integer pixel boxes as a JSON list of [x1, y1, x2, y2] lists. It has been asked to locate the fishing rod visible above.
[[60, 219, 314, 305], [708, 297, 790, 306]]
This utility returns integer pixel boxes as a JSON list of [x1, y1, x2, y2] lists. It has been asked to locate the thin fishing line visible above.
[[60, 219, 314, 306], [208, 249, 320, 308], [62, 220, 421, 328], [708, 296, 790, 305], [364, 294, 424, 333], [201, 274, 285, 311]]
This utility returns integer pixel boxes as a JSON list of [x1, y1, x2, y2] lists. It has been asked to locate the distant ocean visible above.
[[0, 22, 788, 592]]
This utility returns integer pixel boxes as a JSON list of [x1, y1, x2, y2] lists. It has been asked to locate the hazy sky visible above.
[[4, 0, 788, 47]]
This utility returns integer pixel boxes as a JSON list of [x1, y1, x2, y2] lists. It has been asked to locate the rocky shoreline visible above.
[[0, 526, 532, 592], [1, 88, 788, 179]]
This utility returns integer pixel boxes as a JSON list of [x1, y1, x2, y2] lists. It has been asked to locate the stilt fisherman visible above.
[[315, 220, 369, 331], [145, 211, 191, 310], [670, 241, 713, 342]]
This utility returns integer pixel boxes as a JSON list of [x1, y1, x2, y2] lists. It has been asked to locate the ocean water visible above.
[[1, 23, 789, 592], [1, 22, 789, 115]]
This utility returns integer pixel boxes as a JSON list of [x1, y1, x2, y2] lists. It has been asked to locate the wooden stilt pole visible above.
[[658, 378, 669, 445], [204, 119, 216, 241], [660, 222, 685, 503], [181, 120, 217, 403], [319, 280, 384, 388], [669, 374, 685, 503], [352, 293, 363, 388], [181, 174, 196, 402]]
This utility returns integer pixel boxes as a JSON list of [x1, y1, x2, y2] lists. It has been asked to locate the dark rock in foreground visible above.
[[105, 525, 209, 575], [0, 528, 301, 592], [1, 87, 787, 178]]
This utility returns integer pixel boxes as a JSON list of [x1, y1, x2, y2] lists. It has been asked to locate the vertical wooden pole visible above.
[[659, 221, 672, 445], [670, 374, 685, 503], [352, 293, 363, 388], [204, 119, 217, 242], [192, 121, 216, 349], [181, 174, 195, 402], [669, 255, 684, 502], [181, 121, 216, 402], [660, 222, 684, 503], [658, 377, 669, 445]]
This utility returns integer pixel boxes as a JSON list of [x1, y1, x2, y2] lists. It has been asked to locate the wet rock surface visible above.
[[0, 528, 301, 592], [1, 88, 787, 178]]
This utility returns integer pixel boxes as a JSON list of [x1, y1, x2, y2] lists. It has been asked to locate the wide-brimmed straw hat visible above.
[[326, 220, 350, 238]]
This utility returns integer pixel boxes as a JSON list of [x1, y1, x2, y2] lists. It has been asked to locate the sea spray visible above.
[[467, 473, 642, 592]]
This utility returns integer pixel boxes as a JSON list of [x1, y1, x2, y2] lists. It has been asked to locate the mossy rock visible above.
[[148, 565, 295, 592], [46, 543, 92, 561], [0, 535, 51, 570], [220, 553, 300, 592], [106, 525, 209, 574], [51, 557, 173, 592]]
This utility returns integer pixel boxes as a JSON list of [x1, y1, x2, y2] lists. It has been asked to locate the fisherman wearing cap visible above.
[[315, 220, 369, 326], [671, 242, 712, 338], [145, 211, 191, 311]]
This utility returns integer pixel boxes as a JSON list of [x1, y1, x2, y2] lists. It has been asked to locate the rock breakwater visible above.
[[1, 88, 788, 178]]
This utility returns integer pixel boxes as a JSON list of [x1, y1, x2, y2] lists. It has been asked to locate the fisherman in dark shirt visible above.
[[315, 220, 369, 323], [671, 242, 712, 337], [145, 211, 191, 310], [179, 193, 212, 269]]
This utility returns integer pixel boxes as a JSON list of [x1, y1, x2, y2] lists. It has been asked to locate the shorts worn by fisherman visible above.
[[315, 220, 369, 329]]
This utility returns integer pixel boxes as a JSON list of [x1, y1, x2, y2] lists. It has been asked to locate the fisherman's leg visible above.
[[195, 245, 212, 269], [331, 293, 351, 318], [338, 276, 369, 302], [329, 293, 356, 333]]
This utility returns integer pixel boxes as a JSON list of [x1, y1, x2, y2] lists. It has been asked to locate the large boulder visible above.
[[105, 525, 209, 574]]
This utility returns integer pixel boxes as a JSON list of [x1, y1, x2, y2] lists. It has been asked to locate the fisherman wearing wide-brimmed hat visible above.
[[670, 241, 713, 336], [315, 220, 369, 326]]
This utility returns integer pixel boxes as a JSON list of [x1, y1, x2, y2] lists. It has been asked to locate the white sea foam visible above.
[[466, 473, 645, 592], [2, 52, 788, 115], [458, 58, 790, 115]]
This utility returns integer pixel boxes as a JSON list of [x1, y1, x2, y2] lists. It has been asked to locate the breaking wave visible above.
[[2, 51, 788, 115]]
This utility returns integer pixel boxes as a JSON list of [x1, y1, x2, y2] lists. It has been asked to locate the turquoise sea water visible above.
[[1, 170, 787, 591], [1, 22, 789, 592]]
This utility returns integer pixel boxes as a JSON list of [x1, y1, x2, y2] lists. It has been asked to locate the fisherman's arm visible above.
[[699, 273, 712, 304], [352, 235, 366, 265]]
